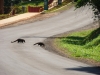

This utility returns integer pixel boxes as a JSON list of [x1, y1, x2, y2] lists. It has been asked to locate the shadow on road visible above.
[[64, 66, 100, 75], [22, 36, 67, 39]]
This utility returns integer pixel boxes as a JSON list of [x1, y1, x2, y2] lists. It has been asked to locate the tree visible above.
[[75, 0, 100, 44], [0, 0, 4, 14], [4, 0, 21, 6], [75, 0, 100, 27], [4, 0, 21, 14]]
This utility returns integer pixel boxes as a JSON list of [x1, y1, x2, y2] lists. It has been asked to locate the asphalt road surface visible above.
[[0, 7, 100, 75]]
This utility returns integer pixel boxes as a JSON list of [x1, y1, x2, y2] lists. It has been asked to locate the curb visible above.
[[0, 13, 40, 28]]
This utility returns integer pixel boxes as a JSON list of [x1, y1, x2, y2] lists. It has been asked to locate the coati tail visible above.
[[34, 43, 37, 45], [11, 39, 25, 43], [11, 40, 17, 43]]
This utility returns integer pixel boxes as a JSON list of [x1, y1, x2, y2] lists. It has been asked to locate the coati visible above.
[[34, 42, 45, 47], [11, 39, 25, 43]]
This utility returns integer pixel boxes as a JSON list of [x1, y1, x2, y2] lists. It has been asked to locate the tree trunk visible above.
[[0, 0, 4, 14]]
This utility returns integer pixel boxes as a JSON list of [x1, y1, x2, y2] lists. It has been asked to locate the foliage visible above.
[[0, 14, 9, 20], [4, 0, 21, 14], [75, 0, 100, 24], [18, 1, 44, 6], [4, 0, 21, 6], [14, 5, 27, 14], [3, 0, 44, 14], [4, 0, 44, 6]]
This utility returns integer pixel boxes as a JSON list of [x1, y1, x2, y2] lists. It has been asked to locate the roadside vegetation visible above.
[[0, 0, 44, 20], [55, 28, 100, 62], [0, 0, 73, 20], [18, 1, 44, 7], [14, 1, 44, 14], [51, 0, 100, 64]]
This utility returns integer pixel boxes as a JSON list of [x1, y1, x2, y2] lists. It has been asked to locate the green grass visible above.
[[18, 1, 44, 7], [55, 28, 100, 61]]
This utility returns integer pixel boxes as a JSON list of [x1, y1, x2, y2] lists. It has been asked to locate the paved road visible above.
[[0, 7, 100, 75]]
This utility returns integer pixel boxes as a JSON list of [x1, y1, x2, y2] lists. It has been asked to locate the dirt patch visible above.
[[43, 22, 100, 67]]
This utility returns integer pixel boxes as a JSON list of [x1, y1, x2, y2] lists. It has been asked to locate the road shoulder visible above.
[[43, 22, 100, 67]]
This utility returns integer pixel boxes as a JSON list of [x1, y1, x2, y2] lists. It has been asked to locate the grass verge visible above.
[[54, 28, 100, 62]]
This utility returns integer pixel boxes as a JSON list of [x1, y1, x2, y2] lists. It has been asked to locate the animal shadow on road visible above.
[[22, 36, 67, 39], [64, 66, 100, 75]]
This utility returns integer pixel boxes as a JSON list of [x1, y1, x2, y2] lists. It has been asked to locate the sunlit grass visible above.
[[55, 29, 100, 61]]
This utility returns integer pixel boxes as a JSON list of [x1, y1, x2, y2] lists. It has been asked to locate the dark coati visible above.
[[11, 39, 25, 43], [34, 42, 45, 47]]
